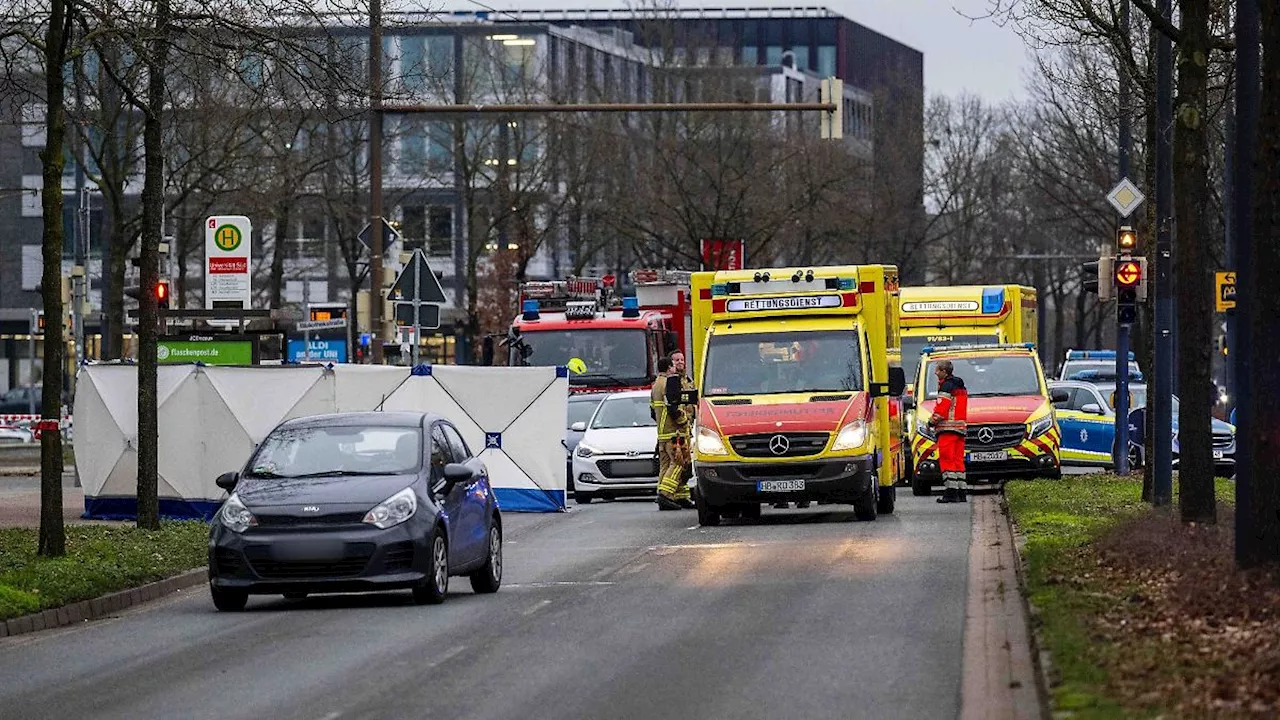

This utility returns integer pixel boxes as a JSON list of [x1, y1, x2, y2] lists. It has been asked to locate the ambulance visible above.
[[898, 285, 1038, 382], [688, 265, 907, 526], [904, 343, 1066, 496]]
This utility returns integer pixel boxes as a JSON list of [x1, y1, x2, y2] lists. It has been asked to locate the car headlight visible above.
[[831, 419, 868, 451], [363, 487, 417, 530], [916, 419, 937, 441], [220, 493, 257, 533], [1028, 414, 1054, 438], [695, 425, 728, 455], [575, 443, 600, 459]]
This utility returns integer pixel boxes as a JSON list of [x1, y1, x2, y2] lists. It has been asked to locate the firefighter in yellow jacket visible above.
[[653, 352, 694, 510]]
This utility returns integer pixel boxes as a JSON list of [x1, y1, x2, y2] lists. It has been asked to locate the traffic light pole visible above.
[[1114, 0, 1132, 475]]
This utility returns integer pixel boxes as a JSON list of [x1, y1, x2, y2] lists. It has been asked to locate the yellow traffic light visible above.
[[1117, 226, 1138, 253]]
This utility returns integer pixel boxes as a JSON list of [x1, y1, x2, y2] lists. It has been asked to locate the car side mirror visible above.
[[888, 367, 907, 397], [570, 421, 587, 432], [215, 472, 239, 492], [1050, 389, 1070, 404], [442, 462, 474, 483], [1080, 403, 1104, 415], [901, 396, 916, 411]]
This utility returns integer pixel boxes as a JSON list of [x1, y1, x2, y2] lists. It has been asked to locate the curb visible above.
[[998, 495, 1057, 720], [0, 567, 207, 639]]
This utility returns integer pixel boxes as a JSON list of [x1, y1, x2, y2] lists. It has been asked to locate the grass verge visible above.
[[1005, 473, 1245, 719], [0, 522, 208, 621]]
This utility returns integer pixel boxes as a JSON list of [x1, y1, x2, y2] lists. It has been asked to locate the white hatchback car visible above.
[[571, 390, 660, 504]]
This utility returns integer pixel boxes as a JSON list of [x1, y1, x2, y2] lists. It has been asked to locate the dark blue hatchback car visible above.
[[208, 412, 502, 611]]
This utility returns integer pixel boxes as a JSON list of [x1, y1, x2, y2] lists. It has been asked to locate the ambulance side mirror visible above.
[[901, 396, 916, 411], [888, 367, 907, 397]]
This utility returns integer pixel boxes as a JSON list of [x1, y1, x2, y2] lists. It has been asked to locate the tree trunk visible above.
[[103, 211, 128, 360], [270, 202, 289, 310], [1173, 0, 1216, 524], [136, 0, 170, 530], [1243, 0, 1280, 563], [1141, 23, 1160, 503], [37, 0, 71, 557], [1074, 289, 1086, 347]]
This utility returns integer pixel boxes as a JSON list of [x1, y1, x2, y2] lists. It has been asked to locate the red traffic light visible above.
[[155, 280, 171, 308], [1115, 260, 1142, 288], [601, 274, 616, 288]]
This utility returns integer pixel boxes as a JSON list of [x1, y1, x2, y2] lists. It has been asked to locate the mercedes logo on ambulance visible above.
[[768, 435, 790, 455], [976, 427, 995, 444]]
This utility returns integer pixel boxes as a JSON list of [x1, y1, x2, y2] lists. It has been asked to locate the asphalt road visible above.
[[0, 494, 971, 720]]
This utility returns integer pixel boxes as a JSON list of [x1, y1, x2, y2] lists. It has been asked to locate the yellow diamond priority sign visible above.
[[1107, 178, 1146, 218]]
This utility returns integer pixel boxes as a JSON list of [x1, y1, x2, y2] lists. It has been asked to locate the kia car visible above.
[[207, 412, 502, 611], [571, 390, 660, 504]]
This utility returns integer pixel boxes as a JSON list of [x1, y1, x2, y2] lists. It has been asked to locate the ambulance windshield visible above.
[[924, 355, 1040, 398], [703, 330, 863, 396], [900, 333, 999, 380]]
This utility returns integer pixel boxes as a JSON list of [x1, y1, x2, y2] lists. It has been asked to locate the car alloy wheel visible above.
[[470, 524, 503, 593], [488, 527, 502, 584], [414, 530, 449, 605]]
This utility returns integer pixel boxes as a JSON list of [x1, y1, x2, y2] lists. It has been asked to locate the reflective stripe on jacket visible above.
[[930, 375, 968, 435]]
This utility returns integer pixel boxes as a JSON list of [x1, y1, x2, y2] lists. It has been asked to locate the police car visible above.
[[1057, 350, 1141, 383]]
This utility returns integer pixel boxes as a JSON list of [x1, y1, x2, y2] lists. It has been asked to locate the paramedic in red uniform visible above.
[[929, 360, 969, 504]]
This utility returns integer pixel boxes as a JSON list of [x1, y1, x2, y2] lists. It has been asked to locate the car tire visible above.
[[854, 483, 878, 521], [413, 529, 449, 606], [740, 502, 762, 521], [469, 524, 503, 594], [695, 488, 721, 527], [211, 585, 248, 612], [573, 491, 594, 505], [282, 592, 308, 601], [876, 484, 896, 515], [911, 471, 932, 497]]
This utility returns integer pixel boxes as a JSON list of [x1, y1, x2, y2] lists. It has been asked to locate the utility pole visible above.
[[303, 280, 312, 363], [1232, 0, 1258, 564], [1114, 0, 1133, 475], [1153, 0, 1175, 506], [368, 0, 385, 364]]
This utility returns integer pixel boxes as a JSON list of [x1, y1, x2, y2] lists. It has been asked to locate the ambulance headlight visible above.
[[695, 425, 728, 456], [1029, 414, 1054, 438], [831, 419, 868, 451]]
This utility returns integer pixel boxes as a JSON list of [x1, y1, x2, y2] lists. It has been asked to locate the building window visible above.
[[401, 205, 426, 251], [400, 118, 427, 174], [792, 46, 809, 70], [817, 46, 837, 77], [428, 207, 453, 257], [765, 46, 783, 66], [741, 46, 758, 65], [428, 122, 452, 172]]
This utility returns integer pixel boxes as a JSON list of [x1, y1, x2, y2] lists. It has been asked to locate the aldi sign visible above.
[[287, 339, 349, 363]]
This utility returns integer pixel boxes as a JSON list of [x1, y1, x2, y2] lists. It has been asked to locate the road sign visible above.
[[388, 250, 447, 303], [1115, 260, 1142, 287], [205, 215, 252, 309], [287, 339, 348, 363], [296, 318, 349, 332], [1106, 178, 1146, 218], [358, 220, 404, 252], [395, 302, 440, 329], [1216, 271, 1236, 312]]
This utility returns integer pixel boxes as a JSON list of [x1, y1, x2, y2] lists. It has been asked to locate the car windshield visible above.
[[925, 355, 1041, 398], [518, 329, 649, 385], [703, 329, 863, 396], [591, 396, 656, 429], [900, 333, 999, 381], [568, 397, 603, 428], [248, 425, 422, 477], [1061, 360, 1141, 380]]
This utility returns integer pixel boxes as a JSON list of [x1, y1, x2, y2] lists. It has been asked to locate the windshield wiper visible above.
[[283, 470, 396, 479], [577, 372, 636, 387], [247, 470, 287, 478]]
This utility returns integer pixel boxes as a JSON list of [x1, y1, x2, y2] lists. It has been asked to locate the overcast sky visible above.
[[435, 0, 1033, 102]]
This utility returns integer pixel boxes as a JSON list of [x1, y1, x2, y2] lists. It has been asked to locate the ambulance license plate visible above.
[[968, 451, 1007, 462], [757, 479, 805, 493]]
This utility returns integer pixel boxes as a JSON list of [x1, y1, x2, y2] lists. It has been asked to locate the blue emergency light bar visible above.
[[521, 299, 540, 321], [1070, 369, 1146, 382], [621, 296, 640, 318], [981, 287, 1005, 314], [1065, 350, 1136, 360], [920, 342, 1035, 355]]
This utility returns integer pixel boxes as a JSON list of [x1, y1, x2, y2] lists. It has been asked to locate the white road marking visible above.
[[521, 599, 553, 616]]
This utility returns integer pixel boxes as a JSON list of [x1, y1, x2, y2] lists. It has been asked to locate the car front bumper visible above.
[[208, 516, 432, 595], [693, 454, 875, 506], [913, 431, 1061, 483], [572, 453, 659, 497]]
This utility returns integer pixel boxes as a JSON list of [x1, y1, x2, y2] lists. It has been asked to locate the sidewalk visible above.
[[960, 494, 1047, 720], [0, 472, 115, 528]]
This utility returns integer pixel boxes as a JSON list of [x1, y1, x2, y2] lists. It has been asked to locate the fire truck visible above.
[[507, 271, 692, 394]]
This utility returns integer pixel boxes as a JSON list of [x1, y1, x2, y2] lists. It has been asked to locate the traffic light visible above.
[[1080, 257, 1114, 301], [1117, 226, 1139, 254], [155, 280, 171, 309], [1114, 259, 1142, 325]]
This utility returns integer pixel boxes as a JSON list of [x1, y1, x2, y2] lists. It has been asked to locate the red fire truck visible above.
[[508, 271, 692, 394]]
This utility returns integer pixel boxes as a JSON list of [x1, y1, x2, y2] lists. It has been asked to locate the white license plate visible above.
[[967, 451, 1008, 462], [1213, 450, 1224, 460], [757, 479, 806, 493]]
